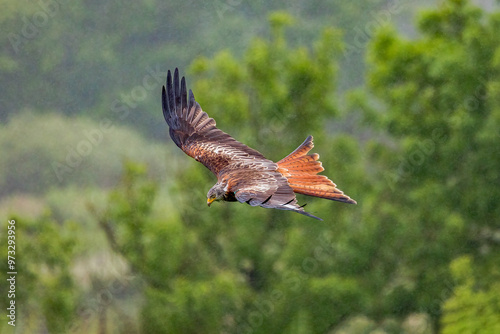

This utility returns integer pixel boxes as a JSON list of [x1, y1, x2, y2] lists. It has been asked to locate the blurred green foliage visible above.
[[1, 0, 499, 333], [0, 111, 170, 197], [440, 256, 500, 333], [0, 0, 409, 134], [0, 214, 79, 333]]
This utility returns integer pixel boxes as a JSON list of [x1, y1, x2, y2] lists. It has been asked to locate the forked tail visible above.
[[276, 136, 357, 204]]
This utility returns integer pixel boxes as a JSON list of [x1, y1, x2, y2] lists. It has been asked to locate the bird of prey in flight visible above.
[[162, 68, 356, 220]]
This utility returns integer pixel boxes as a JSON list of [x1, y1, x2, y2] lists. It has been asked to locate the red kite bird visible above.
[[162, 68, 356, 220]]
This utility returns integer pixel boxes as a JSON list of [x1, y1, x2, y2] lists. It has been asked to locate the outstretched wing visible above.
[[223, 169, 323, 220], [162, 68, 272, 176]]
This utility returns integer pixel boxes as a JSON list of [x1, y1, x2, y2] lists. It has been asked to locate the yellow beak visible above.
[[207, 197, 215, 207]]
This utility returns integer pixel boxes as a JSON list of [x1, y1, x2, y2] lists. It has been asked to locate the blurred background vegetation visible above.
[[1, 0, 499, 333]]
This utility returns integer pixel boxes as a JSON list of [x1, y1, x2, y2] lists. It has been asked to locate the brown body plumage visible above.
[[162, 68, 356, 220]]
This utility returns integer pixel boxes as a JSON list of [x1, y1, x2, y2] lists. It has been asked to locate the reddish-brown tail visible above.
[[276, 136, 357, 204]]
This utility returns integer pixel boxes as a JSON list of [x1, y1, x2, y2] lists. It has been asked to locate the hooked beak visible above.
[[207, 197, 215, 207]]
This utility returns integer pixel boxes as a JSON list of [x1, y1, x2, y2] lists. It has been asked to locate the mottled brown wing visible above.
[[162, 68, 272, 176], [223, 169, 323, 220]]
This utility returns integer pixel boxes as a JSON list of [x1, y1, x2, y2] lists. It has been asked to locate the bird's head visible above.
[[207, 183, 226, 206]]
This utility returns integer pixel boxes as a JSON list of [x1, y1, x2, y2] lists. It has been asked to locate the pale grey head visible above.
[[206, 182, 227, 206]]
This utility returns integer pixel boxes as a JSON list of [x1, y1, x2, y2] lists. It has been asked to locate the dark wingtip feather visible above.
[[174, 68, 180, 103], [180, 76, 187, 114], [162, 86, 169, 123], [167, 69, 174, 115], [188, 89, 195, 105]]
